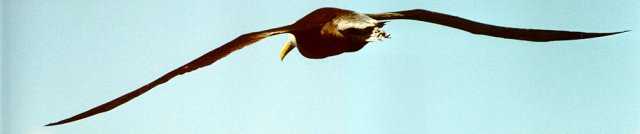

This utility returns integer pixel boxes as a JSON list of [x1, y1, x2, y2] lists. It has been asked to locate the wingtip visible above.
[[44, 122, 58, 127], [573, 30, 630, 41], [611, 30, 630, 35], [607, 30, 631, 35], [45, 120, 70, 127], [618, 30, 631, 34], [45, 113, 89, 126]]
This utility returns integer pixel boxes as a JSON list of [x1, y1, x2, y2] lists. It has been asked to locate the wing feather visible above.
[[46, 26, 291, 126], [366, 9, 627, 42]]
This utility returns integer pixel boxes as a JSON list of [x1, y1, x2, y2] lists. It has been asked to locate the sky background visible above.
[[3, 0, 639, 134]]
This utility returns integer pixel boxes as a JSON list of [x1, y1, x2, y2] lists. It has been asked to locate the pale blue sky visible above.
[[3, 0, 639, 134], [1, 0, 4, 131]]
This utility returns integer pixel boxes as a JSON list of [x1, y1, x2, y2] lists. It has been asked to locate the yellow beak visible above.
[[280, 34, 297, 61]]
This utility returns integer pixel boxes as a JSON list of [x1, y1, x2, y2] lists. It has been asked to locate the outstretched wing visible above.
[[366, 9, 627, 42], [46, 26, 291, 126]]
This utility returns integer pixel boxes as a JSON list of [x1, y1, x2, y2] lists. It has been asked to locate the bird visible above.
[[46, 7, 627, 126]]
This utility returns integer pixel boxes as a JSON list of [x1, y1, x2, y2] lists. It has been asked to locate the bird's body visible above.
[[46, 7, 627, 126], [287, 8, 389, 59]]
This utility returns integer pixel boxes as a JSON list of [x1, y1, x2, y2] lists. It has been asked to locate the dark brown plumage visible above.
[[46, 7, 626, 126]]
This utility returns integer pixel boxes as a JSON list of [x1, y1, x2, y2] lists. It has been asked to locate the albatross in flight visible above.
[[46, 7, 627, 126]]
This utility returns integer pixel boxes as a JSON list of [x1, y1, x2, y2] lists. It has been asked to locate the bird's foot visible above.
[[366, 27, 391, 42]]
